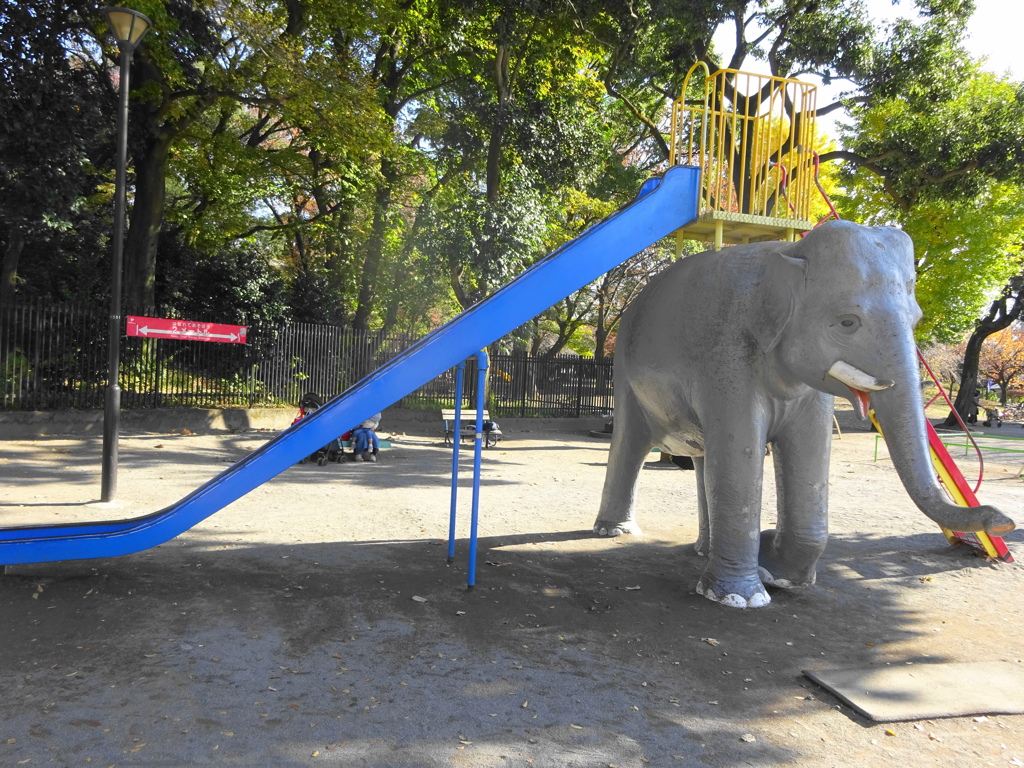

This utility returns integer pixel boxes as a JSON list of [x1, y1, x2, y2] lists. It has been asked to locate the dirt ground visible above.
[[1, 405, 1023, 767]]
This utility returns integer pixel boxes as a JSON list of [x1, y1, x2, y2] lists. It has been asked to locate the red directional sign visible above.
[[126, 315, 247, 344]]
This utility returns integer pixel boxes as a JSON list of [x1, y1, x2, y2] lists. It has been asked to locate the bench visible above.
[[442, 409, 501, 448]]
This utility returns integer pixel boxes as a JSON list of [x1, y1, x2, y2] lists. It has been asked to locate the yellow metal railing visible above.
[[670, 64, 819, 248]]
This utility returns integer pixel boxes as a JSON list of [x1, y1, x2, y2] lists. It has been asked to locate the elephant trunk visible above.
[[867, 363, 1015, 536]]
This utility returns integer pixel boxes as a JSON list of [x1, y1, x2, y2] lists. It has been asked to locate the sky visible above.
[[939, 0, 1021, 78]]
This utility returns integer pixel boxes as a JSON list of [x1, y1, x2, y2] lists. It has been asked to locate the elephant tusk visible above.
[[828, 361, 894, 392]]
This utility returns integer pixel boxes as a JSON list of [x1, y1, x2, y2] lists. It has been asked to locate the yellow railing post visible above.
[[668, 65, 819, 249]]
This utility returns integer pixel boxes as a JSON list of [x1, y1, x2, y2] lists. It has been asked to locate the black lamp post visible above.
[[100, 6, 150, 503]]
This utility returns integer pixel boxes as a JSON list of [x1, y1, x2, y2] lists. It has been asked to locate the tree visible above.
[[0, 0, 113, 307], [99, 0, 387, 315], [7, 0, 1012, 358], [941, 280, 1024, 426], [919, 341, 964, 396], [978, 325, 1024, 405], [834, 69, 1024, 342]]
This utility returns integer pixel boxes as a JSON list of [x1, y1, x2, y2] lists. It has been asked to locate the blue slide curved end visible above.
[[0, 165, 701, 566]]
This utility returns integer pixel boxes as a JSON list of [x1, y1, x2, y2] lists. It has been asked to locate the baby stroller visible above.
[[293, 392, 344, 465], [983, 407, 1004, 428]]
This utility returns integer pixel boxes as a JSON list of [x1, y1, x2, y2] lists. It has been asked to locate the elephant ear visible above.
[[748, 249, 807, 353]]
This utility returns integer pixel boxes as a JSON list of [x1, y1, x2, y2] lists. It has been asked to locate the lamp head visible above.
[[101, 7, 151, 51]]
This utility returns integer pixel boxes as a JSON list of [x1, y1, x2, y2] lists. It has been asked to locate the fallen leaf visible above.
[[702, 637, 720, 647], [570, 724, 583, 729], [740, 734, 756, 743], [621, 585, 641, 591], [885, 728, 896, 736], [312, 751, 319, 757], [130, 743, 147, 752], [411, 595, 428, 603]]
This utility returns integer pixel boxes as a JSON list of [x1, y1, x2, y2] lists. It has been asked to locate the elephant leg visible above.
[[594, 387, 652, 537], [758, 399, 832, 589], [693, 456, 709, 556], [696, 424, 771, 608]]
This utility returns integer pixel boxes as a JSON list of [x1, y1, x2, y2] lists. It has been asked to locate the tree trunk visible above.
[[353, 158, 399, 331], [594, 289, 609, 362], [946, 329, 985, 425], [485, 43, 511, 206], [942, 284, 1024, 426], [124, 130, 172, 314]]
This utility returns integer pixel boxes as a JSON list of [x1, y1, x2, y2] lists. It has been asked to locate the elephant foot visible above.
[[757, 531, 818, 589], [695, 573, 771, 609], [757, 566, 816, 590], [593, 519, 642, 537]]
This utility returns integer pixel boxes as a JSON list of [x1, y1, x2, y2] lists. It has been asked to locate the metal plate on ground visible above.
[[804, 662, 1024, 721]]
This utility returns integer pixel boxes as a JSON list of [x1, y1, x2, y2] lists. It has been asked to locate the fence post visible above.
[[575, 359, 584, 418]]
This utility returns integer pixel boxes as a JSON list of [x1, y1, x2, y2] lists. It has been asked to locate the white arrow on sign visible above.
[[138, 326, 240, 342]]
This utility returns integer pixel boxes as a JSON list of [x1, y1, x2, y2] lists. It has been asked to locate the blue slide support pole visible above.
[[0, 166, 700, 567], [447, 362, 466, 563], [466, 351, 488, 590]]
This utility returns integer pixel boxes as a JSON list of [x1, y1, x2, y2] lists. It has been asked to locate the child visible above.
[[351, 412, 382, 462]]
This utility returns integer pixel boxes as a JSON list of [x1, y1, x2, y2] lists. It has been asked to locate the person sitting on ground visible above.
[[351, 412, 382, 462]]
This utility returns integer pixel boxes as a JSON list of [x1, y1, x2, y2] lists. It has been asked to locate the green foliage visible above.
[[157, 235, 289, 326], [0, 0, 115, 301], [5, 0, 1020, 372], [842, 69, 1024, 209], [839, 177, 1024, 343], [837, 67, 1024, 343]]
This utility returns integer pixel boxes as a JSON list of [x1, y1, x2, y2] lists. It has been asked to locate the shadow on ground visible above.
[[1, 523, 1014, 767]]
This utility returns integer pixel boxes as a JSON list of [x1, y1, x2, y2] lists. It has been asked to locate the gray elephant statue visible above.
[[594, 220, 1016, 608]]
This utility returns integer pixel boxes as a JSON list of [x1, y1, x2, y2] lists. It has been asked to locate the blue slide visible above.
[[0, 165, 700, 566]]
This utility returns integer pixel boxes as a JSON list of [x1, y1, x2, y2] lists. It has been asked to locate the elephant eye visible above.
[[835, 314, 861, 332]]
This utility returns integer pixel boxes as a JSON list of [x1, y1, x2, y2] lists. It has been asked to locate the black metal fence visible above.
[[1, 299, 614, 418]]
